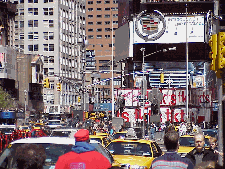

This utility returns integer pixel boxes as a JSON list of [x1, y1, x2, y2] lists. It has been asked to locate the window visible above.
[[43, 32, 54, 40], [105, 14, 110, 18], [88, 29, 93, 32], [88, 22, 93, 25], [28, 20, 38, 27], [44, 0, 53, 3], [43, 8, 53, 15], [105, 21, 110, 25], [96, 8, 102, 11], [113, 0, 118, 3], [88, 35, 94, 39], [88, 15, 93, 18], [43, 20, 54, 28], [19, 8, 24, 15], [20, 33, 24, 40], [88, 8, 93, 11], [105, 35, 110, 39], [112, 7, 118, 11], [20, 21, 24, 28], [109, 44, 112, 47], [97, 35, 102, 39], [96, 15, 102, 18], [113, 21, 118, 24], [28, 8, 38, 15], [99, 66, 110, 70], [96, 21, 102, 25], [105, 28, 110, 32], [49, 56, 54, 63], [105, 8, 110, 11], [88, 1, 93, 4], [43, 44, 54, 51], [99, 60, 110, 63], [96, 28, 102, 32], [20, 0, 24, 3], [113, 14, 118, 18], [28, 44, 38, 51], [100, 44, 103, 47], [104, 0, 110, 4], [28, 0, 38, 3], [96, 0, 101, 4], [28, 32, 39, 39]]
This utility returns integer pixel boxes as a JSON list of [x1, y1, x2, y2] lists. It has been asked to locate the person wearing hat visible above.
[[55, 129, 112, 169]]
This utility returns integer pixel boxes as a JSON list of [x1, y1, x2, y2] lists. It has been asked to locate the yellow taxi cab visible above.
[[106, 138, 162, 168], [89, 135, 111, 147], [178, 134, 211, 157], [33, 123, 45, 130], [18, 125, 30, 133], [95, 132, 109, 137]]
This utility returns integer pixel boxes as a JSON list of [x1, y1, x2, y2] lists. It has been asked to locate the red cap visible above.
[[74, 129, 89, 142]]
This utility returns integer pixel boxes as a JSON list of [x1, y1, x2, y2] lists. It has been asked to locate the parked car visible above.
[[0, 137, 120, 168], [201, 129, 218, 138]]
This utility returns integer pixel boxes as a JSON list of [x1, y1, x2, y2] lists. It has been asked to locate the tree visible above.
[[0, 87, 16, 110]]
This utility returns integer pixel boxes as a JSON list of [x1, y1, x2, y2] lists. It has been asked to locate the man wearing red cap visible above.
[[55, 129, 112, 169]]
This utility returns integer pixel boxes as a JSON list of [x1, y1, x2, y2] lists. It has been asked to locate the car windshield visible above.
[[179, 137, 210, 147], [0, 143, 73, 169], [202, 130, 217, 137], [51, 131, 71, 137], [107, 142, 152, 156], [113, 133, 126, 139]]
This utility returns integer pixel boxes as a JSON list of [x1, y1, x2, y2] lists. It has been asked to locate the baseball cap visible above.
[[74, 129, 89, 142]]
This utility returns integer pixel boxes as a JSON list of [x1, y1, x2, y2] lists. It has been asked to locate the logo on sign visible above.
[[135, 10, 166, 41]]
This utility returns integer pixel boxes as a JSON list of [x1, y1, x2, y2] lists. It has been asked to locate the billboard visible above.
[[134, 15, 205, 44]]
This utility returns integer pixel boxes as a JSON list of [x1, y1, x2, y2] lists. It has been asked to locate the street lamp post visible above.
[[24, 90, 27, 123], [111, 9, 114, 118], [140, 47, 145, 138]]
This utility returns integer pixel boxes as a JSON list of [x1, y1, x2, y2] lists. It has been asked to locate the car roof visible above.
[[89, 135, 106, 138], [10, 137, 75, 145], [111, 138, 154, 144]]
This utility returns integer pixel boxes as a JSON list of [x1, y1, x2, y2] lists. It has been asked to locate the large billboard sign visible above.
[[134, 11, 205, 44]]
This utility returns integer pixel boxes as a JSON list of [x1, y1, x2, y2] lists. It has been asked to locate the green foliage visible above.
[[0, 87, 15, 110]]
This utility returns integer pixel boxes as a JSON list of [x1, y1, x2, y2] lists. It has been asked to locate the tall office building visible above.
[[85, 0, 120, 106], [11, 0, 86, 116]]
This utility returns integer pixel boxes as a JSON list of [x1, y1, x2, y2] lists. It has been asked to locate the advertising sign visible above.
[[134, 15, 205, 44]]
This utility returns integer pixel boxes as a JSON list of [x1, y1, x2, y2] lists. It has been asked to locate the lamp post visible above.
[[140, 47, 145, 138], [24, 90, 27, 123], [111, 9, 114, 118]]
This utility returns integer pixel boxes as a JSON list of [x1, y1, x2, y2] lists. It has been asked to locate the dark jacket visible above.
[[185, 148, 217, 166]]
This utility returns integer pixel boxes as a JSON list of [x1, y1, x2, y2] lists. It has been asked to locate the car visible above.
[[0, 137, 120, 168], [50, 128, 79, 138], [18, 125, 30, 133], [89, 135, 111, 147], [112, 131, 128, 139], [32, 123, 45, 130], [201, 129, 218, 138], [0, 125, 16, 135], [95, 132, 109, 137], [178, 134, 211, 157], [106, 138, 163, 168]]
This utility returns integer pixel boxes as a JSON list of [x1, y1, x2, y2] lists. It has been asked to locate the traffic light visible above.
[[85, 111, 89, 119], [160, 73, 164, 83], [90, 112, 96, 120], [209, 34, 217, 71], [57, 83, 61, 91], [217, 32, 225, 69], [43, 78, 50, 88], [78, 96, 81, 103]]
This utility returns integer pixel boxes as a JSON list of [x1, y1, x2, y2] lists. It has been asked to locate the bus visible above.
[[47, 113, 62, 129]]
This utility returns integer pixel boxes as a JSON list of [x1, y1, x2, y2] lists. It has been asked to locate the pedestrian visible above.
[[150, 130, 194, 169], [160, 123, 166, 140], [55, 129, 112, 169], [150, 123, 156, 140], [209, 137, 224, 160], [14, 143, 46, 169], [110, 126, 116, 135], [185, 133, 217, 166]]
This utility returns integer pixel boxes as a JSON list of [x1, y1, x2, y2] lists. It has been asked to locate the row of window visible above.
[[88, 14, 118, 18], [88, 0, 118, 4], [17, 8, 53, 16], [14, 0, 53, 3], [27, 44, 54, 51], [88, 35, 115, 39], [87, 7, 118, 11], [15, 32, 54, 40]]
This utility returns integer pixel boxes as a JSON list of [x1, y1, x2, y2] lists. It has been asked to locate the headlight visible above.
[[130, 165, 148, 169]]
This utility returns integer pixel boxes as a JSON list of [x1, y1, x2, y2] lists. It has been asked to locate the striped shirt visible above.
[[150, 152, 194, 169]]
